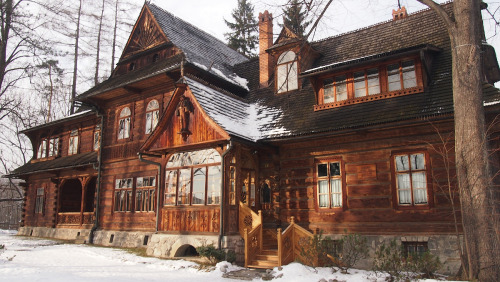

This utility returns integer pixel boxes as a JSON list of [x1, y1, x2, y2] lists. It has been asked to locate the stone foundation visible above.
[[17, 226, 91, 241], [146, 234, 245, 263], [323, 233, 462, 275], [92, 230, 153, 248]]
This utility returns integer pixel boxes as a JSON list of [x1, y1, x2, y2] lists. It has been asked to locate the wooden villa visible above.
[[7, 2, 500, 273]]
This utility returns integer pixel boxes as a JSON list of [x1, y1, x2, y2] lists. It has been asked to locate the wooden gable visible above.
[[141, 81, 230, 153], [274, 25, 301, 45], [120, 5, 169, 60]]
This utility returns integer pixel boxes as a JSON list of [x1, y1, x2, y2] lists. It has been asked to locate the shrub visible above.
[[196, 245, 236, 265], [373, 239, 406, 281], [298, 231, 369, 273], [373, 240, 442, 281], [334, 233, 369, 273]]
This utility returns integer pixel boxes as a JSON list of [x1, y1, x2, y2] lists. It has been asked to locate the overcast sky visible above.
[[141, 0, 500, 53]]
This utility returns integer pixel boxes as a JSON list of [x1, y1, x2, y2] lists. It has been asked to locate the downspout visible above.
[[89, 111, 104, 244], [138, 153, 162, 232], [218, 140, 233, 250]]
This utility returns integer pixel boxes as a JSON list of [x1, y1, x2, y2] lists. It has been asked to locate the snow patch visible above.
[[191, 62, 249, 90], [484, 100, 500, 106]]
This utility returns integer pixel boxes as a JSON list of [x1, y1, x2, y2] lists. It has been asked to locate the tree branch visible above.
[[417, 0, 455, 29]]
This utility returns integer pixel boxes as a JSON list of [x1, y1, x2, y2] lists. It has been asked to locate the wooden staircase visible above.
[[247, 229, 279, 269], [239, 202, 315, 269]]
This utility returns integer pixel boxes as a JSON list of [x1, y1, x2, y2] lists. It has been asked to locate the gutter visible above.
[[218, 140, 233, 250], [89, 111, 104, 244], [138, 152, 162, 232]]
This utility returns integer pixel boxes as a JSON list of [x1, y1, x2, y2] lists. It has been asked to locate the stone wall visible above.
[[17, 226, 90, 241]]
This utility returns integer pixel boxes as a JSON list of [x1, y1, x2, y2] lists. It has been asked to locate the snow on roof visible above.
[[186, 77, 288, 141], [193, 62, 249, 90]]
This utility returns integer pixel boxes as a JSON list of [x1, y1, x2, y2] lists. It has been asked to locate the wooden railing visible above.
[[57, 212, 93, 226], [239, 202, 263, 267], [277, 216, 314, 266]]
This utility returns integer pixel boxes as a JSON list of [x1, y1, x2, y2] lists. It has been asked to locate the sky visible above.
[[141, 0, 500, 54], [0, 230, 453, 282]]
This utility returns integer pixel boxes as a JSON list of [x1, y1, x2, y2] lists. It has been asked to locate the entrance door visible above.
[[240, 169, 256, 210]]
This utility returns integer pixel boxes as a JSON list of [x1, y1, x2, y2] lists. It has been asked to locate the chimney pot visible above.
[[392, 6, 408, 20]]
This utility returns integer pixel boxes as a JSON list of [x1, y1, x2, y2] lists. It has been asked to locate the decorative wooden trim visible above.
[[314, 86, 424, 111]]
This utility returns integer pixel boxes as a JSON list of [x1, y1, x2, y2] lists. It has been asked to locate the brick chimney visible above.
[[259, 10, 273, 88], [392, 6, 408, 20]]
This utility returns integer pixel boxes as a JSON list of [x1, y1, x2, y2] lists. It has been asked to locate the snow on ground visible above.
[[0, 230, 452, 282]]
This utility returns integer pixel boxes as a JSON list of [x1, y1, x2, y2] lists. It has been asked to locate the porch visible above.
[[56, 177, 96, 228]]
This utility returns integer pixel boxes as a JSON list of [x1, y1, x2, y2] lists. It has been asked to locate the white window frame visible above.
[[277, 51, 298, 93]]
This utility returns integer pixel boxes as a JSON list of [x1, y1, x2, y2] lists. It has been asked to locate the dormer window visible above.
[[277, 51, 298, 93], [315, 57, 423, 111], [37, 139, 47, 159]]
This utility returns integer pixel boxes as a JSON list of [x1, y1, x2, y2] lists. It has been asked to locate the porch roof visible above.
[[7, 152, 97, 177]]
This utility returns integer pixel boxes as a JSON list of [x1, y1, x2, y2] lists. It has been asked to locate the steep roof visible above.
[[230, 4, 500, 140], [147, 3, 249, 89]]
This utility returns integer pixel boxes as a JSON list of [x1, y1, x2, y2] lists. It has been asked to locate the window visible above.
[[403, 241, 428, 258], [316, 58, 421, 110], [68, 129, 78, 155], [48, 137, 59, 157], [136, 176, 156, 212], [387, 60, 417, 92], [317, 160, 344, 209], [165, 149, 222, 206], [277, 51, 298, 93], [145, 100, 159, 134], [93, 125, 101, 151], [35, 188, 44, 214], [114, 178, 133, 212], [229, 161, 236, 205], [393, 153, 429, 206], [241, 170, 256, 206], [117, 107, 131, 140], [37, 139, 47, 159]]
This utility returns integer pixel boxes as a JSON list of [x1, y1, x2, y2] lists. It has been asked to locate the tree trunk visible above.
[[418, 0, 500, 280], [111, 0, 119, 73], [94, 0, 105, 86], [71, 0, 82, 115]]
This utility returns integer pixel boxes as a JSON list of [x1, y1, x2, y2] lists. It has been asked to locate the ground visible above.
[[0, 230, 456, 281]]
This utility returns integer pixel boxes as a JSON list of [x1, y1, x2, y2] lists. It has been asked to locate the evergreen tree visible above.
[[279, 0, 312, 37], [224, 0, 258, 57]]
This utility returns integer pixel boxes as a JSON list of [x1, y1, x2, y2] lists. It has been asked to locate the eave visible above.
[[301, 44, 442, 77]]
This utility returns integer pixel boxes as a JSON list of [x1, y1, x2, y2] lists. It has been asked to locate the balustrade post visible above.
[[277, 228, 282, 266], [244, 228, 249, 267], [258, 210, 263, 251]]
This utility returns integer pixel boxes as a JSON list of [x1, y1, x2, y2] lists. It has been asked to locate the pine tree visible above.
[[224, 0, 258, 57], [279, 0, 312, 37]]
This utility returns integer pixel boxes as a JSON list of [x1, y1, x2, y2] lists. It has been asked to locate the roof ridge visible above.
[[311, 1, 452, 45], [147, 3, 248, 61]]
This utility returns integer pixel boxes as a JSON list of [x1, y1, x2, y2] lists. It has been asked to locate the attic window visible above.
[[128, 63, 135, 71], [152, 54, 159, 62], [277, 51, 298, 93], [315, 57, 423, 111]]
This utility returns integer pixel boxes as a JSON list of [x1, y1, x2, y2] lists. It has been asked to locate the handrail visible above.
[[239, 201, 263, 267], [276, 216, 315, 267], [238, 201, 262, 238]]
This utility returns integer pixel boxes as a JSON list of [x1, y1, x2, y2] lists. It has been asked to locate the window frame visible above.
[[68, 129, 79, 155], [390, 150, 433, 210], [35, 187, 45, 214], [164, 149, 222, 207], [93, 125, 101, 151], [117, 106, 132, 141], [37, 139, 48, 159], [135, 176, 156, 212], [276, 51, 299, 94], [114, 177, 134, 212], [314, 158, 347, 212], [145, 99, 160, 135], [315, 56, 423, 111]]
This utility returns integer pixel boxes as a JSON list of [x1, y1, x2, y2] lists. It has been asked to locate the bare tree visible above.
[[94, 0, 105, 86]]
